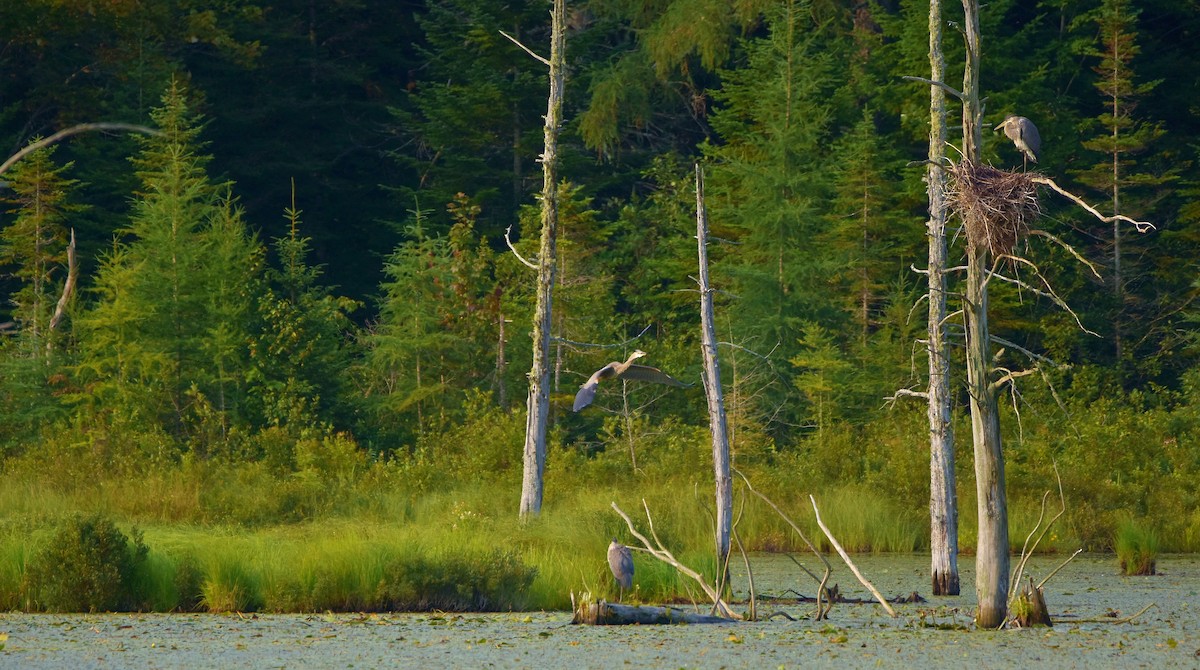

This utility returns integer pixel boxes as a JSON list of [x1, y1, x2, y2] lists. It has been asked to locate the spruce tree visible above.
[[249, 195, 359, 435], [1072, 0, 1174, 382], [75, 80, 261, 441]]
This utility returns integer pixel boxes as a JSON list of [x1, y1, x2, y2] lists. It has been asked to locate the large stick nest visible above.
[[948, 161, 1040, 257]]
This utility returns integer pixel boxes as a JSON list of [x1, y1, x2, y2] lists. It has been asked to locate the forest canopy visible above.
[[2, 0, 1200, 552]]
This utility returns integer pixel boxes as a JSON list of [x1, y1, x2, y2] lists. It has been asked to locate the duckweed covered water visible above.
[[1, 554, 1196, 668]]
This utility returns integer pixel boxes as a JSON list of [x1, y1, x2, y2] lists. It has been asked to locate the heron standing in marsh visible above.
[[995, 114, 1040, 170], [572, 350, 691, 412], [608, 538, 634, 602]]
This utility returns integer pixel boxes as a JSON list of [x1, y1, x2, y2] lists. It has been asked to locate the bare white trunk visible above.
[[926, 0, 959, 597], [519, 0, 565, 519], [695, 164, 732, 566]]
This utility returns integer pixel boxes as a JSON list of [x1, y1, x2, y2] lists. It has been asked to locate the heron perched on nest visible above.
[[995, 115, 1040, 169], [608, 538, 634, 602], [572, 350, 691, 412]]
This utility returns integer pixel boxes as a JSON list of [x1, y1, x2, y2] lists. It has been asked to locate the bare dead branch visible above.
[[552, 324, 652, 351], [1038, 548, 1084, 590], [610, 500, 740, 619], [504, 224, 538, 269], [1008, 462, 1068, 605], [47, 229, 78, 337], [1031, 176, 1154, 232], [991, 255, 1099, 337], [1, 123, 161, 176], [1072, 602, 1156, 624], [809, 495, 897, 617], [499, 30, 551, 66], [901, 75, 965, 101], [1026, 230, 1102, 279]]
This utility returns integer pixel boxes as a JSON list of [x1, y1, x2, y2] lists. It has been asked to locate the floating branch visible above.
[[610, 500, 740, 620]]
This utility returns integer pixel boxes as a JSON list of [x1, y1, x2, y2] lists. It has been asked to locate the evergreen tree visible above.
[[0, 144, 80, 348], [74, 80, 261, 441], [1072, 0, 1175, 383], [363, 205, 468, 443], [702, 1, 843, 436], [0, 143, 80, 448], [248, 195, 359, 436]]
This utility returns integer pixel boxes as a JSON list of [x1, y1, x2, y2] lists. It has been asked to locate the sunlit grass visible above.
[[1115, 519, 1159, 576]]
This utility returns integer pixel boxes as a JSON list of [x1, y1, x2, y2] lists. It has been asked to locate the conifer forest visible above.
[[2, 0, 1200, 617]]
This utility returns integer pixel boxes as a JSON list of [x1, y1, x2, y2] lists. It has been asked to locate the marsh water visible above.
[[2, 553, 1197, 668]]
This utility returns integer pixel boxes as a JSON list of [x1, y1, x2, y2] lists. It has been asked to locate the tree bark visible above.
[[695, 164, 733, 571], [519, 0, 565, 519], [572, 601, 735, 625], [961, 0, 1009, 629], [926, 0, 960, 597]]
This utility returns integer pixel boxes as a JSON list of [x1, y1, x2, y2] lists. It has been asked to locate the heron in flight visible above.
[[572, 350, 691, 412], [994, 114, 1040, 170], [608, 538, 634, 602]]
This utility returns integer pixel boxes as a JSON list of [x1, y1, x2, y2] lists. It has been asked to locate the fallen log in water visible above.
[[572, 600, 736, 625]]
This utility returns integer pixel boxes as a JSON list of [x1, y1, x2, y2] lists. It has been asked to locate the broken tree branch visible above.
[[611, 500, 740, 619], [901, 75, 965, 101], [504, 224, 538, 269], [46, 228, 78, 337], [809, 495, 897, 617], [1031, 176, 1154, 232], [499, 30, 551, 66], [1, 123, 161, 176]]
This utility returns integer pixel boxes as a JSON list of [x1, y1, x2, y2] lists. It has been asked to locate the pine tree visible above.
[[1072, 0, 1173, 379], [0, 143, 81, 447], [75, 80, 261, 441], [702, 0, 843, 435], [0, 144, 80, 349], [248, 194, 359, 435]]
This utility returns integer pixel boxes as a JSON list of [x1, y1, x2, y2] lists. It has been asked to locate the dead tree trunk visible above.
[[518, 0, 565, 519], [573, 601, 735, 625], [695, 164, 733, 571], [926, 0, 960, 597], [960, 0, 1009, 629]]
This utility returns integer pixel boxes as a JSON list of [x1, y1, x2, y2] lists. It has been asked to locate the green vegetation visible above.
[[3, 1, 1200, 612], [1115, 519, 1159, 576]]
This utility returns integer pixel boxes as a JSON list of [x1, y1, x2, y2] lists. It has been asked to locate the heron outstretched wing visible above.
[[618, 364, 692, 387], [573, 383, 599, 412]]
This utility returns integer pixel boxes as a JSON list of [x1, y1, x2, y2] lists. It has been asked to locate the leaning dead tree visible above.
[[695, 164, 733, 573], [513, 0, 566, 518]]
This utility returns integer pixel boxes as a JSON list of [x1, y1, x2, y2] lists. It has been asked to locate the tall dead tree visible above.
[[695, 164, 732, 569], [960, 0, 1009, 629], [925, 0, 960, 597], [517, 0, 566, 518]]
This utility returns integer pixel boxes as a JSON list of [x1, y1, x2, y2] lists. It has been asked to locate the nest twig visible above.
[[948, 161, 1040, 257]]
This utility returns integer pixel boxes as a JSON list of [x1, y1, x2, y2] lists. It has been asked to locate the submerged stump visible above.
[[1010, 578, 1052, 628], [572, 600, 735, 625]]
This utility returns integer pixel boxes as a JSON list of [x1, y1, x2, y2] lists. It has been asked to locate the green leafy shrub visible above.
[[22, 513, 148, 612]]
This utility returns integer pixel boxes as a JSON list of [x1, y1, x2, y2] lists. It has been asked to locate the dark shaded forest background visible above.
[[2, 0, 1200, 551]]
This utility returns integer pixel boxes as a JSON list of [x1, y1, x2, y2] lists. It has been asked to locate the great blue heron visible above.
[[572, 350, 691, 412], [994, 114, 1040, 169], [608, 538, 634, 602]]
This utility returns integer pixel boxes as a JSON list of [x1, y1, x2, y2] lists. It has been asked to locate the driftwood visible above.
[[572, 600, 735, 625]]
